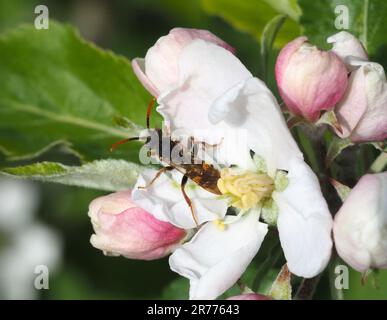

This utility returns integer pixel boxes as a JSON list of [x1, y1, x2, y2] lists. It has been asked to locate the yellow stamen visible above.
[[217, 168, 274, 211]]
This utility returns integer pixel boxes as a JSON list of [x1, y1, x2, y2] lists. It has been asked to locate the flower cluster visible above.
[[88, 28, 387, 299], [276, 32, 387, 142]]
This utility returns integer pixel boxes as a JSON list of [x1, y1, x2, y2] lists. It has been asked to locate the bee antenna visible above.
[[146, 98, 156, 129], [110, 137, 140, 152]]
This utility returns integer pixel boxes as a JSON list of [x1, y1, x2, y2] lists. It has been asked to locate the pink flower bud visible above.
[[335, 60, 387, 142], [333, 173, 387, 272], [132, 28, 235, 96], [227, 293, 273, 300], [88, 191, 186, 260], [275, 37, 348, 122]]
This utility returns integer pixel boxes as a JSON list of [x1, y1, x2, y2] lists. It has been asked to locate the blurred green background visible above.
[[0, 0, 386, 299]]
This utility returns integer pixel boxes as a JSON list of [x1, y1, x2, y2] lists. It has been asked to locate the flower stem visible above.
[[294, 274, 322, 300], [328, 253, 344, 300], [296, 127, 320, 173]]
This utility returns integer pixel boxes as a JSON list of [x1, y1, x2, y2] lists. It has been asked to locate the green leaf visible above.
[[201, 0, 301, 45], [261, 15, 287, 80], [1, 159, 145, 191], [325, 137, 353, 167], [345, 268, 387, 299], [316, 110, 343, 135], [299, 0, 387, 55], [0, 22, 152, 163], [252, 238, 283, 291]]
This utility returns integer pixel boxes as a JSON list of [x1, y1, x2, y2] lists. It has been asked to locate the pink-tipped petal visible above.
[[336, 59, 387, 142], [275, 37, 308, 97], [171, 28, 235, 54], [133, 28, 235, 96], [327, 31, 368, 69], [276, 37, 348, 122], [132, 58, 160, 97], [88, 191, 186, 260]]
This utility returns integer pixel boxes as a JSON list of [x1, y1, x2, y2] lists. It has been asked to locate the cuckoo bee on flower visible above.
[[111, 99, 223, 225]]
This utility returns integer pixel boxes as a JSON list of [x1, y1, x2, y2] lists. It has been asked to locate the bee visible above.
[[111, 98, 222, 225]]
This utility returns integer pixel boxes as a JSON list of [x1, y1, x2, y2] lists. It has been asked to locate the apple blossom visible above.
[[88, 191, 186, 260], [132, 169, 229, 229], [326, 32, 387, 142], [132, 28, 235, 97], [320, 31, 387, 142], [132, 33, 333, 300], [275, 36, 348, 122], [333, 172, 387, 272], [327, 31, 368, 69], [334, 59, 387, 142]]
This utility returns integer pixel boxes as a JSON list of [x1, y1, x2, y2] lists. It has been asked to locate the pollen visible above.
[[213, 219, 227, 231], [217, 168, 274, 211]]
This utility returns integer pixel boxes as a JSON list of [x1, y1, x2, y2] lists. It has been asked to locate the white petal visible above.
[[336, 58, 387, 142], [210, 77, 303, 175], [132, 58, 160, 97], [273, 158, 333, 278], [141, 28, 236, 95], [335, 61, 369, 138], [353, 61, 387, 141], [327, 31, 368, 70], [157, 42, 302, 171], [169, 210, 268, 299], [132, 169, 228, 229], [157, 39, 252, 139], [334, 172, 387, 272]]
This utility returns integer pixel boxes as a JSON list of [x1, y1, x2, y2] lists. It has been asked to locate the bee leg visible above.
[[138, 166, 174, 190], [181, 175, 199, 226], [110, 136, 141, 152]]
